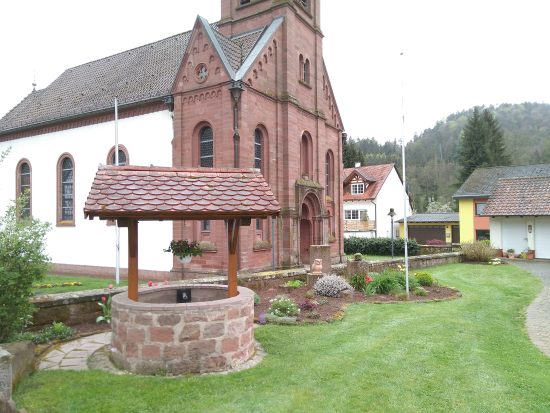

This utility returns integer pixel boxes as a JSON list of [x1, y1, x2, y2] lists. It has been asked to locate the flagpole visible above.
[[115, 96, 120, 285], [400, 53, 409, 297]]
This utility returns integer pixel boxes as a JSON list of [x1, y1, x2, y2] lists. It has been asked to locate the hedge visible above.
[[344, 236, 420, 256]]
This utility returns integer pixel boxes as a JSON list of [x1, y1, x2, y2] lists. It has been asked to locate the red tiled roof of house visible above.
[[342, 164, 395, 201], [84, 165, 280, 220], [482, 176, 550, 216]]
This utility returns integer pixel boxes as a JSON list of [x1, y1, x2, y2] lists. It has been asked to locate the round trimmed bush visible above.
[[416, 272, 434, 286]]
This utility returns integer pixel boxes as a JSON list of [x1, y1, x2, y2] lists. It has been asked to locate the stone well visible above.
[[110, 284, 255, 375]]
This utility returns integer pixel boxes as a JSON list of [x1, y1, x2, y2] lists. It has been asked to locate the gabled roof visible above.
[[481, 176, 550, 216], [343, 168, 377, 185], [84, 165, 280, 221], [396, 213, 459, 223], [342, 164, 395, 201], [0, 16, 283, 135], [453, 163, 550, 199]]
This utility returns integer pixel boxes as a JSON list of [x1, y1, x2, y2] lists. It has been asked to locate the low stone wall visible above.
[[110, 285, 254, 375], [347, 252, 463, 277], [0, 342, 32, 413], [417, 245, 461, 255]]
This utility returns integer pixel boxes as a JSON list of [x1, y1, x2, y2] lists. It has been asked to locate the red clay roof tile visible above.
[[482, 176, 550, 216]]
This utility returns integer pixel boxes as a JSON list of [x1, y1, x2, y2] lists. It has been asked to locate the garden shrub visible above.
[[461, 241, 496, 262], [313, 275, 354, 298], [284, 280, 306, 288], [394, 272, 420, 291], [350, 273, 367, 291], [305, 311, 320, 319], [426, 239, 446, 246], [416, 272, 434, 286], [413, 289, 427, 296], [344, 236, 420, 256], [0, 194, 51, 343], [298, 299, 318, 311], [266, 297, 299, 317], [8, 321, 75, 344], [258, 313, 297, 325], [254, 292, 260, 305], [370, 271, 401, 295]]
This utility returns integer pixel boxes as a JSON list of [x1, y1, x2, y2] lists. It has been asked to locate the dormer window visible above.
[[351, 183, 364, 195]]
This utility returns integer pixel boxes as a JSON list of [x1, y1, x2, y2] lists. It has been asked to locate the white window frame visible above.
[[475, 202, 486, 216], [351, 183, 364, 195], [345, 210, 368, 220]]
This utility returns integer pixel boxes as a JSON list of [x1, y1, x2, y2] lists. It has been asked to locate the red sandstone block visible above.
[[240, 305, 252, 317], [209, 311, 226, 321], [204, 356, 227, 370], [227, 308, 240, 320], [126, 343, 139, 358], [227, 320, 245, 335], [184, 312, 208, 323], [222, 337, 240, 354], [245, 314, 254, 331], [202, 323, 225, 339], [113, 337, 124, 354], [150, 327, 174, 343], [188, 340, 216, 358], [158, 314, 181, 326], [170, 360, 200, 375], [135, 313, 154, 326], [232, 347, 248, 362], [141, 345, 161, 361], [240, 329, 253, 348], [163, 345, 186, 360], [119, 311, 130, 323], [127, 328, 145, 344], [178, 324, 200, 342], [118, 323, 128, 341]]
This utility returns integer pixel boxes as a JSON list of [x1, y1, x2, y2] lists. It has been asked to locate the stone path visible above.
[[508, 259, 550, 358], [38, 332, 111, 371]]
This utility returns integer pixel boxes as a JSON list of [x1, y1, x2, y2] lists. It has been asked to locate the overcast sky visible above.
[[2, 0, 549, 144]]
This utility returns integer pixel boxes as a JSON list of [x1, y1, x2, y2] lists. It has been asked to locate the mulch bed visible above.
[[254, 285, 459, 324]]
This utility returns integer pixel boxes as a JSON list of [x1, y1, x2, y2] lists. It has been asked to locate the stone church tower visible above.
[[0, 0, 344, 280]]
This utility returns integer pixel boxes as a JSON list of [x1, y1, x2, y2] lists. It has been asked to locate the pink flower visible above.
[[148, 281, 153, 287], [102, 297, 106, 302], [109, 284, 113, 289], [154, 283, 158, 287], [365, 275, 373, 284], [164, 280, 168, 285]]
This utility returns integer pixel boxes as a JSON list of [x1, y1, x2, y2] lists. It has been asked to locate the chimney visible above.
[[355, 162, 361, 168]]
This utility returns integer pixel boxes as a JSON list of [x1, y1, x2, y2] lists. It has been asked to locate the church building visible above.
[[0, 0, 345, 280]]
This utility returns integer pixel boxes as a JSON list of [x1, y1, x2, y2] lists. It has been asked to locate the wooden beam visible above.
[[227, 219, 240, 298], [128, 219, 139, 302]]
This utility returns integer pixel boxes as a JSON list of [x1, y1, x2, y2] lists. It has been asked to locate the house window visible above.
[[345, 210, 368, 220], [59, 156, 74, 223], [112, 150, 127, 166], [475, 202, 486, 216], [254, 129, 262, 170], [351, 183, 364, 195], [19, 161, 31, 218], [302, 0, 307, 7], [200, 127, 214, 167], [256, 219, 261, 231], [301, 134, 311, 177], [107, 145, 129, 167], [476, 229, 490, 241], [202, 220, 211, 231], [303, 59, 310, 83]]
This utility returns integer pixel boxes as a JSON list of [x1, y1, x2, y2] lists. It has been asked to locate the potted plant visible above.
[[354, 253, 363, 261], [164, 239, 203, 264], [525, 248, 535, 260], [506, 248, 515, 259]]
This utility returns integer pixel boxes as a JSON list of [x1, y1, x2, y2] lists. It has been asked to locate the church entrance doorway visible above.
[[300, 194, 321, 265]]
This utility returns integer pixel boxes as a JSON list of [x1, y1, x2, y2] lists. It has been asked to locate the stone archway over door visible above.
[[300, 204, 312, 264]]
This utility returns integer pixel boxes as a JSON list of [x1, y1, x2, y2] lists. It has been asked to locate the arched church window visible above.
[[58, 155, 75, 223], [200, 127, 214, 167], [107, 145, 129, 167], [326, 154, 330, 197], [301, 134, 311, 178], [254, 129, 262, 170], [112, 150, 127, 166], [304, 59, 310, 83], [18, 161, 31, 218]]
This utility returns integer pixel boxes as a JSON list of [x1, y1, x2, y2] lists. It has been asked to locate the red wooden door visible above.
[[300, 219, 311, 265]]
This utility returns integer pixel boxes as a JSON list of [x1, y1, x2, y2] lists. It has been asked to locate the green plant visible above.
[[48, 321, 76, 341], [8, 322, 75, 344], [370, 271, 401, 295], [267, 297, 299, 317], [415, 272, 434, 286], [313, 275, 354, 298], [354, 253, 362, 261], [0, 193, 52, 343], [413, 289, 427, 296], [344, 236, 420, 256], [461, 241, 497, 262], [164, 239, 203, 260], [284, 280, 306, 288], [506, 248, 515, 254], [364, 283, 375, 297], [318, 297, 329, 305], [350, 273, 367, 291], [396, 292, 409, 301], [258, 313, 297, 325], [306, 311, 320, 319], [254, 292, 261, 305], [394, 272, 420, 291], [96, 285, 113, 324]]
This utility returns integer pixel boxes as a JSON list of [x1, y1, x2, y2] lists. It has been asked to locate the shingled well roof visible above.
[[453, 163, 550, 199], [84, 165, 280, 221], [481, 176, 550, 216]]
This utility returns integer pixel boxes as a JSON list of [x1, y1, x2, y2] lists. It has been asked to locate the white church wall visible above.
[[0, 110, 174, 272]]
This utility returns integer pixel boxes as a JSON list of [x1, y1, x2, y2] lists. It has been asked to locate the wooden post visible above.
[[128, 219, 139, 301], [227, 219, 240, 298]]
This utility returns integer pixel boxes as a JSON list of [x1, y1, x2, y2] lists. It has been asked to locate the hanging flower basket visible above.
[[164, 239, 203, 264], [176, 255, 193, 264]]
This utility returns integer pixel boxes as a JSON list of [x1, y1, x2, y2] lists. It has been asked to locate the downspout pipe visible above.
[[228, 80, 246, 168], [372, 200, 377, 238]]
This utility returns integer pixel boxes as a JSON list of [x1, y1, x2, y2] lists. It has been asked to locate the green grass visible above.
[[15, 264, 550, 412], [347, 253, 404, 261], [32, 275, 145, 294]]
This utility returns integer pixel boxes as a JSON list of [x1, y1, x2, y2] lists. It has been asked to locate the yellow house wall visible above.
[[399, 222, 457, 244], [459, 199, 474, 243]]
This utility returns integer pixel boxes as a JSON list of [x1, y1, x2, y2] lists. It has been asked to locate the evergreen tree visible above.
[[457, 107, 491, 185], [342, 138, 366, 168], [483, 109, 512, 166]]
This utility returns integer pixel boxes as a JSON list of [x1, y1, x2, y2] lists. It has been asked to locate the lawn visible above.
[[346, 253, 404, 261], [15, 263, 550, 412], [32, 275, 145, 294]]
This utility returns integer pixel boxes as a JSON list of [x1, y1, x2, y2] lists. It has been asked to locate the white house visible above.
[[343, 163, 412, 239]]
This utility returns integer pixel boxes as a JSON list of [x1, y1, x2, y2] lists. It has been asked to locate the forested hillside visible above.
[[347, 102, 550, 212]]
